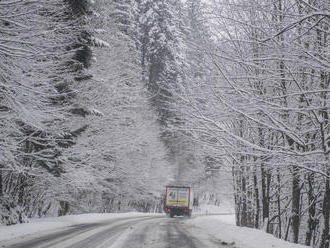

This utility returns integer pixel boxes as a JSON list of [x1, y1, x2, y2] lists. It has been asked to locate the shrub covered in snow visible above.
[[0, 195, 28, 226]]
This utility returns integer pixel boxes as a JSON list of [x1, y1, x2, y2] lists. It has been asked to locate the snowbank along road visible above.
[[0, 215, 234, 248]]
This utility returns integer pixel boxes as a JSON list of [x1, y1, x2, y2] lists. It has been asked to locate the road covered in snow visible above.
[[0, 213, 309, 248]]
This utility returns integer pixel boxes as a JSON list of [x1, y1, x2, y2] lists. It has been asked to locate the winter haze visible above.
[[0, 0, 329, 248]]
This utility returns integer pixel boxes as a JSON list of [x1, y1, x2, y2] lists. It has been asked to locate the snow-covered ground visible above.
[[0, 212, 309, 248], [194, 202, 234, 215], [188, 215, 308, 248]]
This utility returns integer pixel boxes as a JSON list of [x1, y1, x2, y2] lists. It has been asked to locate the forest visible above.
[[0, 0, 329, 248]]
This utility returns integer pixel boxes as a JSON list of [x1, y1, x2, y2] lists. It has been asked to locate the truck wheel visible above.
[[170, 212, 174, 218]]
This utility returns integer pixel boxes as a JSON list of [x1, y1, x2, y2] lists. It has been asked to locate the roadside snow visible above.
[[0, 212, 157, 242], [0, 212, 310, 248], [188, 215, 308, 248], [194, 203, 234, 216]]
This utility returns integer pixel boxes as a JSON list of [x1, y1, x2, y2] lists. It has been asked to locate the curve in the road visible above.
[[1, 215, 233, 248], [1, 216, 158, 248]]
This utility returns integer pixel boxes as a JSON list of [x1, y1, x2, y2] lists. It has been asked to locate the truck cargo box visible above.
[[165, 186, 193, 217]]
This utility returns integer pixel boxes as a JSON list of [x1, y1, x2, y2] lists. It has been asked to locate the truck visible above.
[[164, 186, 193, 217]]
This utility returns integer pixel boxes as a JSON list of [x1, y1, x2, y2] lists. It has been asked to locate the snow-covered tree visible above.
[[0, 0, 103, 224], [173, 0, 330, 246]]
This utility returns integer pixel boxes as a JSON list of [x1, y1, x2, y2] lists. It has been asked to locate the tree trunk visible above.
[[241, 165, 247, 227], [320, 173, 330, 248], [233, 167, 241, 226], [58, 201, 70, 216], [277, 169, 282, 239], [261, 164, 271, 232], [17, 175, 26, 207], [254, 166, 260, 228], [291, 165, 301, 243], [0, 166, 3, 198], [305, 173, 317, 246]]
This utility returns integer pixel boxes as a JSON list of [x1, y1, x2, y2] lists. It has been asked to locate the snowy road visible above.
[[1, 215, 232, 248]]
